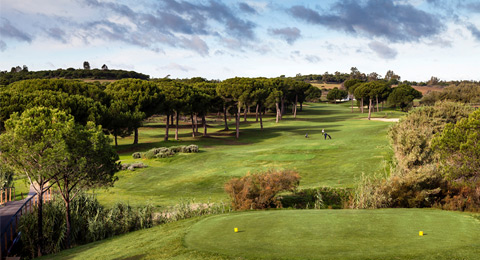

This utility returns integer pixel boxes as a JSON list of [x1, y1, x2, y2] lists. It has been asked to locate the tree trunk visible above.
[[36, 184, 44, 257], [259, 105, 263, 130], [382, 101, 384, 112], [300, 102, 303, 112], [175, 111, 179, 140], [170, 114, 174, 127], [275, 102, 280, 123], [236, 106, 241, 139], [368, 98, 372, 120], [190, 114, 195, 137], [202, 114, 207, 136], [376, 96, 379, 113], [361, 98, 364, 113], [281, 97, 285, 116], [133, 128, 139, 145], [195, 114, 198, 133], [243, 105, 247, 122], [255, 103, 259, 122], [164, 113, 169, 141], [63, 181, 72, 249], [223, 104, 229, 130], [293, 95, 298, 118], [65, 198, 71, 248], [114, 134, 118, 147]]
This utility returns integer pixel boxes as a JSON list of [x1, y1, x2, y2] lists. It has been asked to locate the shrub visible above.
[[17, 194, 153, 258], [281, 187, 352, 209], [224, 169, 301, 210], [144, 149, 156, 159], [440, 182, 480, 212], [127, 162, 147, 171], [169, 146, 183, 153], [132, 152, 142, 159], [154, 199, 233, 224], [389, 101, 473, 173], [184, 144, 199, 153], [131, 145, 199, 160]]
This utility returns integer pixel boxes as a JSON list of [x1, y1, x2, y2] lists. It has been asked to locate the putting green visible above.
[[185, 209, 480, 259]]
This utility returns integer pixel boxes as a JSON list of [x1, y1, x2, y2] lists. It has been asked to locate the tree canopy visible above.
[[387, 84, 422, 112]]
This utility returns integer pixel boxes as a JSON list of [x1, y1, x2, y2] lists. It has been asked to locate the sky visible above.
[[1, 0, 480, 81]]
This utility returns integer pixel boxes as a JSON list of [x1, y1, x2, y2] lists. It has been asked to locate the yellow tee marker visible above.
[[419, 231, 424, 236], [234, 228, 239, 233]]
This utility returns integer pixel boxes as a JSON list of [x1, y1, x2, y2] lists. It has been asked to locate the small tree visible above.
[[83, 61, 90, 70], [0, 107, 71, 256], [54, 121, 119, 247]]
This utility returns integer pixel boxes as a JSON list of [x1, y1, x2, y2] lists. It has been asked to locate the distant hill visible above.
[[0, 68, 149, 85]]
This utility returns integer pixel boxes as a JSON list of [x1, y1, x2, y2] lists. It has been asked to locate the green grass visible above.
[[12, 176, 30, 200], [95, 103, 398, 208], [40, 209, 480, 260]]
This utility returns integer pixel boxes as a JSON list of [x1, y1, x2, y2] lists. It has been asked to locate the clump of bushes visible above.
[[131, 144, 199, 159], [351, 102, 480, 211], [18, 193, 153, 259], [121, 162, 147, 171], [224, 169, 301, 210]]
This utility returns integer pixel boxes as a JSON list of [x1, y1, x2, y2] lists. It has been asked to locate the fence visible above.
[[0, 188, 53, 259], [0, 188, 15, 205]]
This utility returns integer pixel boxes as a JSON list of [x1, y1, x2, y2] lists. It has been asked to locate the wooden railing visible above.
[[0, 188, 15, 205], [0, 189, 53, 259]]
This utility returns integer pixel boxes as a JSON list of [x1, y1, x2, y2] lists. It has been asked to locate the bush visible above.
[[154, 199, 233, 224], [281, 187, 352, 209], [389, 101, 473, 172], [224, 169, 301, 210], [183, 144, 199, 153], [440, 182, 480, 212], [169, 146, 183, 153], [131, 145, 199, 159], [144, 149, 156, 159], [17, 194, 153, 259]]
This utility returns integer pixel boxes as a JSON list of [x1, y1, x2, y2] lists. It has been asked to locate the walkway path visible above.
[[0, 185, 36, 236]]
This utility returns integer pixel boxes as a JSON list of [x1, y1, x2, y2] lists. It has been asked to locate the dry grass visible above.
[[391, 85, 445, 95], [310, 83, 343, 90]]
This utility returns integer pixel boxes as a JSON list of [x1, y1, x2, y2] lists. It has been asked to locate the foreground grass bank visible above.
[[96, 103, 397, 207], [40, 209, 480, 260]]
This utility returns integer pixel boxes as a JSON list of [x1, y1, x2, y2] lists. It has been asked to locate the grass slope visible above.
[[40, 209, 480, 260], [96, 103, 398, 208]]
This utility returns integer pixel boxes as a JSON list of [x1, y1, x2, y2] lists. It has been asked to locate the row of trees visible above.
[[343, 79, 422, 117], [0, 77, 321, 146], [292, 68, 401, 84], [0, 68, 149, 85], [421, 82, 480, 105]]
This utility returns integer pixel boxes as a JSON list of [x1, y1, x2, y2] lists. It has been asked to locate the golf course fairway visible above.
[[185, 209, 480, 259]]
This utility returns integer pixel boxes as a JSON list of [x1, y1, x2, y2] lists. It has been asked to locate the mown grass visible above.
[[94, 103, 399, 208], [40, 209, 480, 260]]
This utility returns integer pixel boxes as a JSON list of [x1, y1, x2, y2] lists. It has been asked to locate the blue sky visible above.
[[1, 0, 479, 81]]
